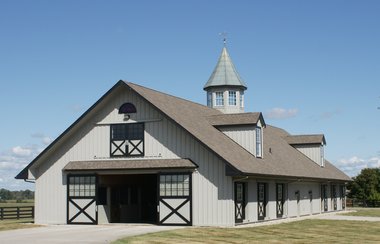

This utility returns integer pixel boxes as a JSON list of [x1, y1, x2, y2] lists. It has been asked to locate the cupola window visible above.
[[207, 92, 212, 107], [228, 91, 236, 106], [215, 92, 224, 106]]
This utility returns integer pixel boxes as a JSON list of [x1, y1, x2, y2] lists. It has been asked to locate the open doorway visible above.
[[99, 174, 157, 223]]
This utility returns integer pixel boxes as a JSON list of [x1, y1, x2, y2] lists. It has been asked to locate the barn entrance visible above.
[[99, 174, 157, 223]]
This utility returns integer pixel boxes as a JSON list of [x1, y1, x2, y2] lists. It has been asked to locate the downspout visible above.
[[24, 179, 35, 184]]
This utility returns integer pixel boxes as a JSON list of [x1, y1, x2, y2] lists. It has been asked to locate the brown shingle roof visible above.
[[286, 135, 326, 145], [63, 159, 197, 171], [16, 80, 350, 182], [127, 82, 350, 181], [207, 112, 264, 127]]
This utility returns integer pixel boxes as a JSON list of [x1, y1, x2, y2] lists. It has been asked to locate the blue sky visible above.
[[0, 0, 379, 190]]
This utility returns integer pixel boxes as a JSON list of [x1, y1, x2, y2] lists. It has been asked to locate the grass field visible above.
[[0, 219, 37, 232], [0, 200, 34, 207], [342, 208, 380, 217], [113, 219, 380, 244]]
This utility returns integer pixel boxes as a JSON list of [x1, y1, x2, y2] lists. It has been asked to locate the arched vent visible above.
[[118, 103, 137, 114]]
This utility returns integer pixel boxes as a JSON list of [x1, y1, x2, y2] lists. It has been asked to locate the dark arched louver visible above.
[[118, 103, 137, 114]]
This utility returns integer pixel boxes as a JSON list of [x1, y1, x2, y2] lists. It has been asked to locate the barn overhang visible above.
[[63, 158, 198, 172]]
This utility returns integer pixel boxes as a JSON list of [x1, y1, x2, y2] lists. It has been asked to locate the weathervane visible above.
[[219, 32, 228, 46]]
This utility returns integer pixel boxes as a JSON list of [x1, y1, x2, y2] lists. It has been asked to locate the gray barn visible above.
[[16, 46, 350, 226]]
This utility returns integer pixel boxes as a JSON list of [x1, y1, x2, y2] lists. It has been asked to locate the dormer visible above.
[[285, 134, 326, 167], [208, 112, 266, 158], [204, 46, 247, 114]]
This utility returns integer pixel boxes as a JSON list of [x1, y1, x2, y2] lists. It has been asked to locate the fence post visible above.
[[0, 207, 3, 220], [31, 206, 34, 219], [17, 207, 20, 219]]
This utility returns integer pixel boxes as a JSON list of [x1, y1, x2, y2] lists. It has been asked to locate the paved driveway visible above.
[[0, 224, 182, 244]]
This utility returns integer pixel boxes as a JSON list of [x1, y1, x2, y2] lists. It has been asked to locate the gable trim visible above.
[[15, 81, 127, 179]]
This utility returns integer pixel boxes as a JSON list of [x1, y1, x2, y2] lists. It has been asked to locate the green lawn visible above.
[[342, 208, 380, 217], [0, 219, 38, 231], [113, 219, 380, 244]]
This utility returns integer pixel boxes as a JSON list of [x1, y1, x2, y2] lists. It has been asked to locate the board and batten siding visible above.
[[293, 145, 324, 166], [219, 120, 264, 158], [31, 87, 234, 226]]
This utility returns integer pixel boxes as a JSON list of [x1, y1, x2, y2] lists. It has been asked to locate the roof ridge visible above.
[[124, 81, 221, 114]]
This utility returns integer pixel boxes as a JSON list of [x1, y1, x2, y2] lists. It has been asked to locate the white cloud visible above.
[[11, 146, 32, 157], [0, 144, 41, 190], [334, 156, 380, 177], [0, 161, 23, 170], [31, 133, 53, 146], [265, 108, 298, 119]]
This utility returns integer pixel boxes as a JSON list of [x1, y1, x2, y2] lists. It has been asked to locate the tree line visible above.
[[348, 168, 380, 201], [0, 188, 34, 201]]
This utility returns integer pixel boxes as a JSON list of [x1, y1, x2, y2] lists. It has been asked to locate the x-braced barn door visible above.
[[67, 175, 97, 224], [235, 182, 245, 223], [321, 184, 328, 212], [332, 185, 337, 210], [158, 173, 192, 225], [276, 183, 284, 218], [258, 182, 267, 221]]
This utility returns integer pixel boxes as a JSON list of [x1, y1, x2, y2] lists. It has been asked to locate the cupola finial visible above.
[[219, 31, 227, 46]]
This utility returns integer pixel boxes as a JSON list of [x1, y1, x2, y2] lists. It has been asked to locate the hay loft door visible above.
[[158, 173, 192, 226], [67, 175, 98, 224]]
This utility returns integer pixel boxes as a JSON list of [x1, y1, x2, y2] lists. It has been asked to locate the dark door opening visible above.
[[257, 182, 267, 221], [235, 182, 245, 223], [100, 174, 157, 223]]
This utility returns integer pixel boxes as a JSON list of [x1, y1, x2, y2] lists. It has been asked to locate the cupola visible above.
[[204, 43, 247, 114]]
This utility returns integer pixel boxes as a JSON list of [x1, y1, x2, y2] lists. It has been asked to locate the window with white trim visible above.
[[228, 91, 236, 105], [68, 175, 96, 197], [240, 92, 244, 107], [207, 92, 212, 107], [215, 92, 224, 106], [320, 145, 325, 167], [256, 127, 262, 157], [159, 174, 190, 196]]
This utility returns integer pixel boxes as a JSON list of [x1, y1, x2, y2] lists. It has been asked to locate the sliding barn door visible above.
[[158, 173, 192, 226], [67, 175, 97, 224]]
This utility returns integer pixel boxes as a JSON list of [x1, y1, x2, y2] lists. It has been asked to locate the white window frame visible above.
[[320, 145, 325, 167], [228, 91, 236, 106], [215, 91, 224, 106], [240, 92, 244, 108], [207, 92, 212, 107], [256, 127, 262, 157]]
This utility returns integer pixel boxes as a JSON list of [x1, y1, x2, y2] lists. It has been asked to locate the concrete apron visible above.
[[0, 224, 183, 244]]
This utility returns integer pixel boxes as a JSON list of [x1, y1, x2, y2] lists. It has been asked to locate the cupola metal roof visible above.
[[204, 46, 247, 90]]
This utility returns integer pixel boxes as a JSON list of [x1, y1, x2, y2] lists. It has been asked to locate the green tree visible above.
[[348, 168, 380, 201], [0, 188, 12, 200]]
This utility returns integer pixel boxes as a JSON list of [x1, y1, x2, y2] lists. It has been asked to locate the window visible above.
[[240, 92, 244, 107], [118, 103, 137, 114], [256, 127, 262, 157], [215, 92, 224, 106], [228, 91, 236, 105], [68, 175, 96, 197], [320, 145, 325, 167], [207, 92, 212, 107], [159, 174, 190, 197], [110, 123, 144, 157]]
